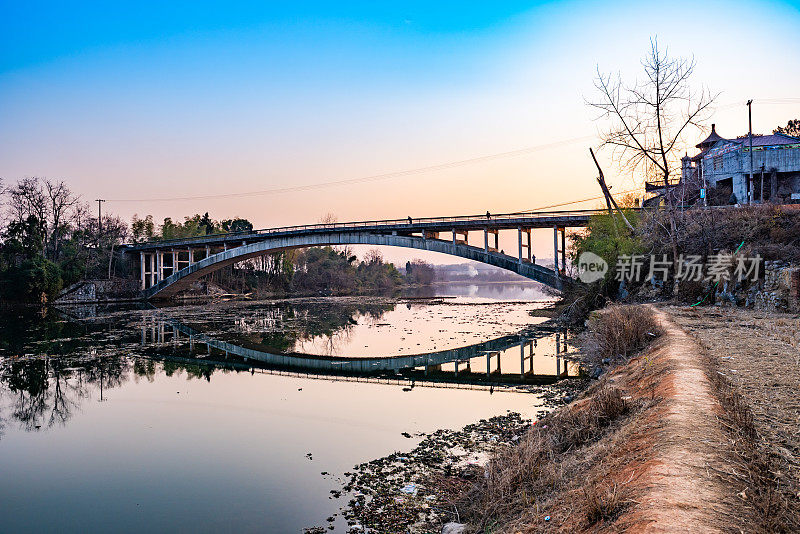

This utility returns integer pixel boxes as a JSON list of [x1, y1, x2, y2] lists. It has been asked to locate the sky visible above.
[[2, 0, 799, 263]]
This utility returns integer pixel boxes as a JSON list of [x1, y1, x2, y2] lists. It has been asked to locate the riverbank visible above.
[[309, 381, 586, 534], [460, 304, 800, 532], [330, 303, 800, 533]]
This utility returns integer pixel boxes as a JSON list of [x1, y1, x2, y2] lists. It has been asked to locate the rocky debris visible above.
[[515, 376, 590, 418], [331, 413, 534, 533], [441, 523, 465, 534]]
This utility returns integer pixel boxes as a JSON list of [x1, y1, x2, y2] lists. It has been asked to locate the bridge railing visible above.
[[127, 208, 632, 248]]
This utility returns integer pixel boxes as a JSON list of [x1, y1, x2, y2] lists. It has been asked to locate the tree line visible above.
[[0, 177, 434, 302]]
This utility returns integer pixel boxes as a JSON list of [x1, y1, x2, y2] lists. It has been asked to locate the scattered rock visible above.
[[442, 522, 465, 534]]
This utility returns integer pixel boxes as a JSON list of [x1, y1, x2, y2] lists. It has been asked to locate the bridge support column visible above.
[[529, 340, 535, 375], [157, 251, 164, 282], [553, 227, 566, 277], [518, 227, 532, 265], [553, 226, 558, 278], [453, 229, 467, 245], [139, 252, 145, 290], [484, 228, 498, 255], [205, 245, 210, 259], [520, 341, 526, 377], [555, 332, 562, 376]]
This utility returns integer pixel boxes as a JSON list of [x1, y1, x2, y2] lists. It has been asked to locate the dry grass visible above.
[[583, 480, 623, 524], [665, 305, 800, 532], [640, 204, 800, 263], [581, 304, 663, 365], [701, 352, 800, 533], [460, 385, 636, 532], [457, 304, 672, 533]]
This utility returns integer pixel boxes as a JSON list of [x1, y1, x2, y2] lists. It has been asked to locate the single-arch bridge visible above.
[[122, 210, 605, 298]]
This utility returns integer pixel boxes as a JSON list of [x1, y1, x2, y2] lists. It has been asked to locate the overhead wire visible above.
[[515, 186, 646, 213], [104, 135, 596, 203]]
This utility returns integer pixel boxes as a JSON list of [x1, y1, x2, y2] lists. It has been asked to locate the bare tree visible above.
[[43, 178, 79, 261], [364, 248, 383, 265], [4, 177, 48, 255], [318, 212, 338, 226], [589, 38, 717, 281], [319, 212, 353, 257]]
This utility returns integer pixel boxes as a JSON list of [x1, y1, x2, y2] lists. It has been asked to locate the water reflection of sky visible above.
[[417, 281, 557, 303], [0, 282, 577, 533], [186, 282, 554, 358], [0, 356, 541, 533], [282, 301, 541, 357]]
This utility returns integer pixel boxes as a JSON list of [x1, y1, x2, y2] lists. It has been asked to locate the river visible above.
[[0, 281, 579, 533]]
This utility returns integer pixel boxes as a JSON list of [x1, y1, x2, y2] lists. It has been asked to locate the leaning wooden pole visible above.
[[589, 148, 635, 232]]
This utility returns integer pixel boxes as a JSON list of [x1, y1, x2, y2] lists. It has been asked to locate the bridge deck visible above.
[[123, 209, 605, 251]]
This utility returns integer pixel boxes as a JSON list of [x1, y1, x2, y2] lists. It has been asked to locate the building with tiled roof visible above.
[[681, 125, 800, 205]]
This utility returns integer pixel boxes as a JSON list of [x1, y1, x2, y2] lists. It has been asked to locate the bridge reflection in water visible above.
[[138, 316, 582, 387]]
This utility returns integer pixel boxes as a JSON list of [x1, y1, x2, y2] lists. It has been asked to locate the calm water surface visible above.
[[0, 281, 577, 533]]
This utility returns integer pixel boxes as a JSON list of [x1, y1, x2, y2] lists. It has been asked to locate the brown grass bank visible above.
[[458, 304, 798, 533]]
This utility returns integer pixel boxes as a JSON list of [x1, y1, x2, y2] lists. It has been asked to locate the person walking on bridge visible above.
[[486, 211, 491, 220], [408, 216, 413, 225]]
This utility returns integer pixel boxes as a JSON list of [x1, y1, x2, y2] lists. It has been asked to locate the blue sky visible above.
[[2, 1, 799, 260], [0, 2, 539, 72]]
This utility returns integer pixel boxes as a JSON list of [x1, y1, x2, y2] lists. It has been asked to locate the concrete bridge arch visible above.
[[140, 231, 563, 299]]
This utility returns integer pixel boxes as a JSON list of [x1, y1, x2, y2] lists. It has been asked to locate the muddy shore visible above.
[[313, 304, 800, 533]]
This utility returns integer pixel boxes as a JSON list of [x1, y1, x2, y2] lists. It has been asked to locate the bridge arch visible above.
[[141, 232, 563, 299]]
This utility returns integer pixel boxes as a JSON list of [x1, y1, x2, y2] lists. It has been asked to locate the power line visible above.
[[515, 186, 646, 213], [105, 135, 596, 203]]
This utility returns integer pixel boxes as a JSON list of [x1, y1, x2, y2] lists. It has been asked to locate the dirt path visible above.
[[664, 305, 800, 518], [460, 304, 798, 532], [624, 308, 734, 532]]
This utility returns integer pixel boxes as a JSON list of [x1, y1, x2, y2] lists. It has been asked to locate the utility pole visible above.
[[96, 199, 105, 246], [747, 100, 754, 205], [589, 148, 634, 231]]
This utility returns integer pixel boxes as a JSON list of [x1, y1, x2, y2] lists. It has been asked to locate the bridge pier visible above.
[[517, 227, 532, 265], [453, 229, 468, 245], [553, 226, 567, 277], [485, 351, 501, 375], [425, 363, 442, 375], [520, 340, 529, 377], [484, 228, 498, 255], [139, 252, 145, 290], [141, 252, 156, 289]]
